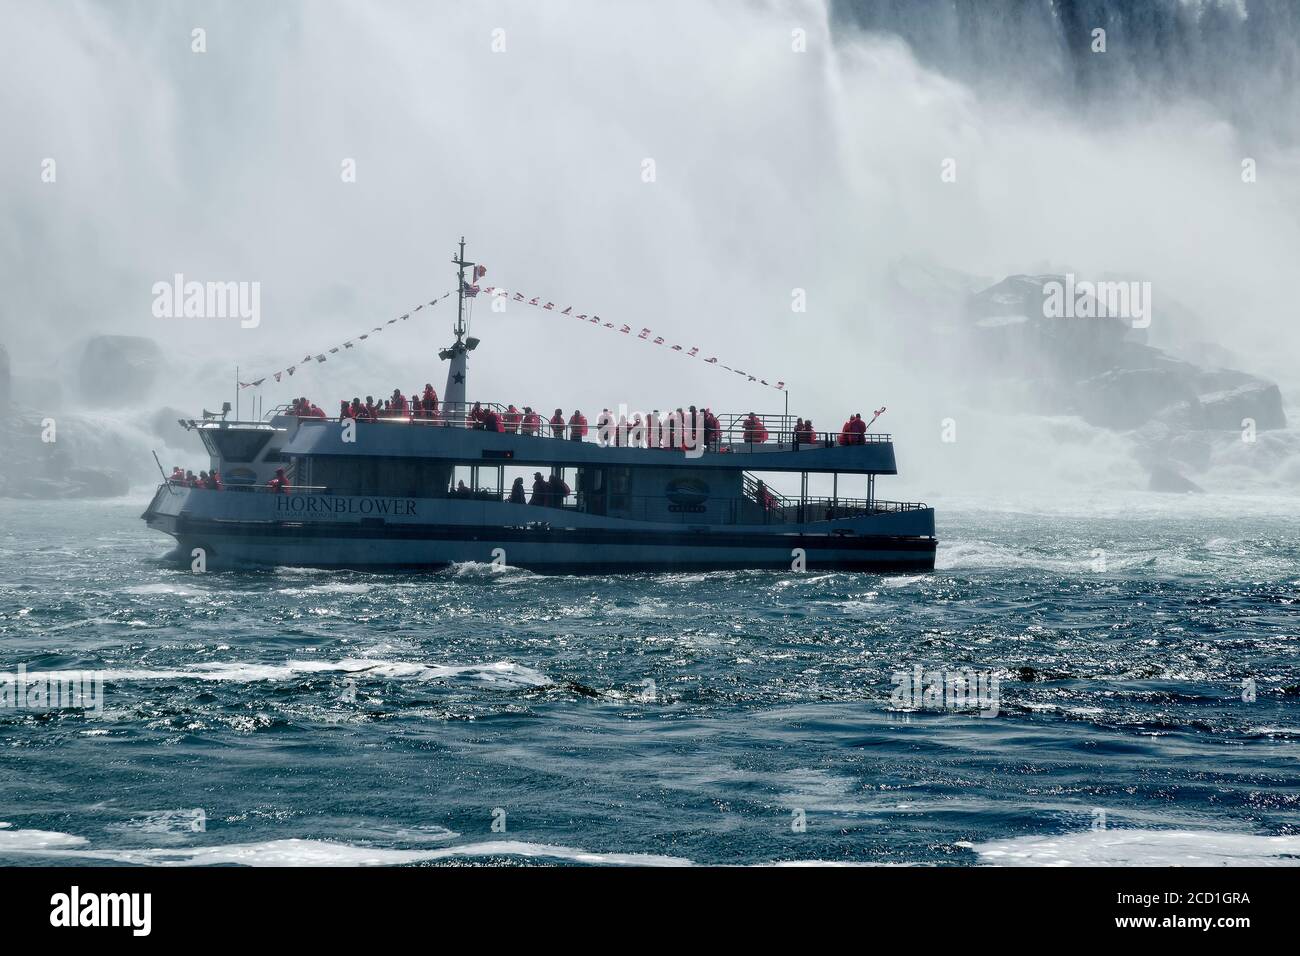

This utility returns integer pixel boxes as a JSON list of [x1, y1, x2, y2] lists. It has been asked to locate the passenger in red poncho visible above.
[[743, 413, 767, 444], [390, 389, 408, 417], [549, 409, 565, 438], [267, 468, 289, 493], [521, 407, 541, 436], [849, 413, 866, 444], [504, 405, 521, 433], [703, 409, 720, 447], [568, 410, 588, 441]]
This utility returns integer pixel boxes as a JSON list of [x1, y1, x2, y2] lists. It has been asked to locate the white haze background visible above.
[[1, 0, 1298, 500]]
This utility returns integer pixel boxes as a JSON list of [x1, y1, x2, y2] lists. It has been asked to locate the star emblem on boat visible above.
[[453, 372, 465, 384]]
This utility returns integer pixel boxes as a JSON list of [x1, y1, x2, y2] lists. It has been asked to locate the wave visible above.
[[0, 823, 690, 867], [975, 828, 1300, 866], [0, 659, 552, 689], [446, 560, 535, 579]]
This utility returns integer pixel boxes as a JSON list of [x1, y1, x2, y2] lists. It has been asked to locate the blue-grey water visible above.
[[1, 494, 1297, 866]]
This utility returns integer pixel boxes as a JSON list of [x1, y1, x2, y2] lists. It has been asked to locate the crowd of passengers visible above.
[[171, 392, 875, 492], [287, 387, 875, 447]]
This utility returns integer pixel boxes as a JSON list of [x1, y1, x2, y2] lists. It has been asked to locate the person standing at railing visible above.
[[521, 407, 541, 436], [509, 477, 526, 504], [703, 408, 720, 448], [568, 410, 587, 441], [849, 413, 867, 444], [549, 408, 565, 438], [483, 407, 504, 432], [422, 383, 439, 419], [837, 417, 852, 445], [547, 472, 570, 505], [504, 404, 521, 433], [266, 468, 289, 493], [529, 472, 547, 505], [743, 412, 766, 444], [795, 418, 815, 445], [672, 408, 687, 449]]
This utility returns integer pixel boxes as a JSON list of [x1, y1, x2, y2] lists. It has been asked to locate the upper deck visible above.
[[247, 404, 899, 475]]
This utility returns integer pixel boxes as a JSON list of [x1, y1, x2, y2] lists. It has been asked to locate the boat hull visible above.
[[144, 488, 937, 573]]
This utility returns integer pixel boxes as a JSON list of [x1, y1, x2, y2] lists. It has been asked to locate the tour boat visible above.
[[142, 241, 937, 572]]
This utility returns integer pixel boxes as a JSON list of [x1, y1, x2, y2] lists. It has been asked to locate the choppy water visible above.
[[0, 494, 1297, 866]]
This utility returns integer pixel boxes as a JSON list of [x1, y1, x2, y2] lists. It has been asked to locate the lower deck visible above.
[[142, 484, 937, 573]]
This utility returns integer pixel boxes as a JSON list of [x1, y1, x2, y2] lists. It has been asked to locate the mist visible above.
[[2, 0, 1297, 501]]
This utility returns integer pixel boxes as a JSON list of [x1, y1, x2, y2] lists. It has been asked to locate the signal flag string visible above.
[[237, 277, 788, 393], [471, 282, 786, 392], [237, 292, 453, 390]]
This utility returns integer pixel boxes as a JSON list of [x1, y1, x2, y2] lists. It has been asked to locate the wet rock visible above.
[[1147, 462, 1203, 493], [1075, 367, 1199, 430], [1195, 381, 1285, 431], [78, 335, 163, 407]]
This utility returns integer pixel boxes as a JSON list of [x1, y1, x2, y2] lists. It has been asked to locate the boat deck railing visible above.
[[258, 400, 891, 451]]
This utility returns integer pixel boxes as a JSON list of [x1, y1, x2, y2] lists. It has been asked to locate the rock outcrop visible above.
[[78, 335, 164, 407], [965, 274, 1287, 436]]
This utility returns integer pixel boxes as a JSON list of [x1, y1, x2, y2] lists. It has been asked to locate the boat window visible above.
[[201, 429, 273, 463], [307, 456, 449, 498]]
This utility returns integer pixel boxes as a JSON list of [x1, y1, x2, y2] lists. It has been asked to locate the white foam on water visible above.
[[881, 574, 926, 588], [274, 583, 375, 595], [0, 659, 552, 689], [975, 829, 1300, 867], [0, 824, 690, 867], [936, 540, 1169, 574], [447, 560, 533, 579], [121, 582, 205, 596], [0, 824, 88, 852]]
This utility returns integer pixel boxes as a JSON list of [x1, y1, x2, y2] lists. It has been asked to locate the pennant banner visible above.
[[239, 292, 452, 390], [477, 284, 786, 391]]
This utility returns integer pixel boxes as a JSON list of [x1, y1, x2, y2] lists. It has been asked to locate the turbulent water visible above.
[[0, 494, 1297, 867]]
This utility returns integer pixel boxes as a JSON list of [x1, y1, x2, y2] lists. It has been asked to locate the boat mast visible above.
[[441, 236, 478, 410]]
